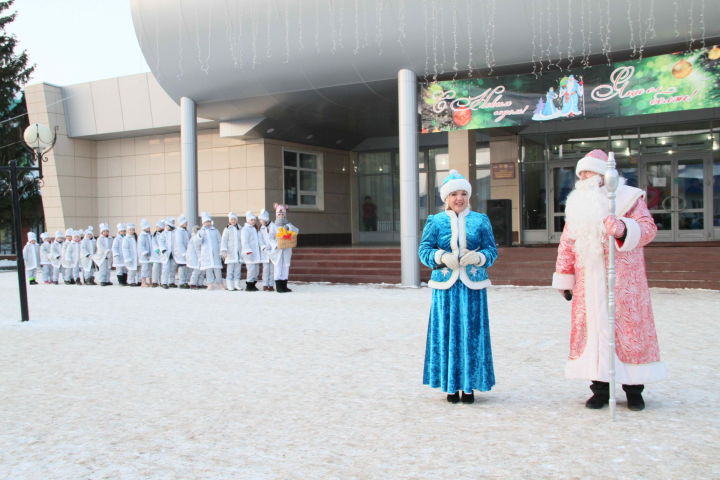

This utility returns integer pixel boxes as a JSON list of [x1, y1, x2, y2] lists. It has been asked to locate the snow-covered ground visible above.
[[0, 272, 718, 480]]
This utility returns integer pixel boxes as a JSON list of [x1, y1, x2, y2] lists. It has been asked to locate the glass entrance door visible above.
[[549, 163, 576, 242], [642, 154, 711, 241]]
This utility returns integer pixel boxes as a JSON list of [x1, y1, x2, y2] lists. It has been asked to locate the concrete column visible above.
[[180, 97, 198, 226], [398, 69, 420, 287], [448, 129, 476, 194]]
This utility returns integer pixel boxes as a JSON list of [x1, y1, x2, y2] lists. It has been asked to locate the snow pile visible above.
[[0, 259, 16, 267], [0, 273, 717, 479]]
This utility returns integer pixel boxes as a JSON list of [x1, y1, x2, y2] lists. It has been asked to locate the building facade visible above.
[[24, 0, 720, 250]]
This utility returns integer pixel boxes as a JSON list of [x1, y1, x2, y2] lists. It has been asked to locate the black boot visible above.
[[623, 384, 645, 411], [447, 392, 460, 404], [118, 274, 127, 286], [275, 280, 286, 293], [245, 281, 259, 292], [461, 391, 475, 404], [585, 381, 609, 409], [281, 280, 292, 292]]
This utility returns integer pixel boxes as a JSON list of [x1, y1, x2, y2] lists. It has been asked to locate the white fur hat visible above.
[[259, 209, 270, 222], [177, 214, 188, 226], [439, 170, 472, 202], [140, 219, 150, 230], [201, 212, 212, 223], [166, 217, 175, 227], [55, 230, 64, 238], [86, 225, 94, 233], [575, 149, 609, 178], [65, 228, 73, 236], [99, 223, 109, 233], [84, 229, 93, 236], [156, 218, 165, 228], [228, 212, 238, 220], [117, 223, 126, 232], [245, 210, 257, 221], [126, 223, 136, 230], [73, 229, 83, 237], [27, 232, 36, 241], [40, 232, 49, 240]]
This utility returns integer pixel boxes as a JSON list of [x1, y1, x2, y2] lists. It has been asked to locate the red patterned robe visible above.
[[552, 186, 666, 384]]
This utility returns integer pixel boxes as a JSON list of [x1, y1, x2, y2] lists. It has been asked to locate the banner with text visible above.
[[420, 46, 720, 133]]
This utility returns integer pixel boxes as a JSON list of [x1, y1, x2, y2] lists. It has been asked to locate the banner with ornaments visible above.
[[420, 46, 720, 133]]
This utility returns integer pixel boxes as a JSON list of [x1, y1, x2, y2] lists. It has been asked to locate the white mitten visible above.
[[440, 253, 459, 270], [459, 251, 482, 267]]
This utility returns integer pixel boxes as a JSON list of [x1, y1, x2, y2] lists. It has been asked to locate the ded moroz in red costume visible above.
[[552, 149, 666, 409]]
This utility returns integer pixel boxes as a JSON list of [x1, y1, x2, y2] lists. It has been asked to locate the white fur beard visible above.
[[565, 177, 608, 268]]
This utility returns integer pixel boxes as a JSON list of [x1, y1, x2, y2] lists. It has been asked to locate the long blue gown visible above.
[[418, 209, 498, 393]]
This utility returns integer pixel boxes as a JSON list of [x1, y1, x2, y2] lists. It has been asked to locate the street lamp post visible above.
[[0, 123, 56, 322]]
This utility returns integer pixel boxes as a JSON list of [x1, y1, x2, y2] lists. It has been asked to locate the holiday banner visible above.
[[420, 46, 720, 133]]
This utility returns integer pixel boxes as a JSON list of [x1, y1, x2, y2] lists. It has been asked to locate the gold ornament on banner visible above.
[[671, 59, 693, 79], [708, 46, 720, 60]]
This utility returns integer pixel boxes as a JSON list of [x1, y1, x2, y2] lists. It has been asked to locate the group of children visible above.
[[22, 203, 300, 293]]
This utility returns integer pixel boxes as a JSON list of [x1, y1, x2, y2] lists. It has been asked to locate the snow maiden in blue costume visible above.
[[418, 170, 498, 404]]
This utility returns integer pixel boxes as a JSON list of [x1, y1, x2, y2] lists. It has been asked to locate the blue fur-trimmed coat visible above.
[[418, 209, 498, 287], [417, 208, 498, 393]]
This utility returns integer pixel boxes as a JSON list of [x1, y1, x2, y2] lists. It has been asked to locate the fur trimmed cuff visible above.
[[434, 249, 446, 267], [552, 272, 575, 290], [478, 252, 487, 266], [617, 217, 641, 252]]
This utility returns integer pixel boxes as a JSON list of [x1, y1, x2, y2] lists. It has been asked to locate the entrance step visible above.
[[288, 245, 720, 290]]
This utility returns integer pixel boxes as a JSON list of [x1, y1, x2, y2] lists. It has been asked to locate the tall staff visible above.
[[604, 152, 619, 420]]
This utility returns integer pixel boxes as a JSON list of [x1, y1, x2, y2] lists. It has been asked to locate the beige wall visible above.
[[263, 139, 352, 234], [25, 84, 352, 236], [25, 83, 98, 234]]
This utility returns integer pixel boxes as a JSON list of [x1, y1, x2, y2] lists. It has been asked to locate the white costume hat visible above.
[[84, 229, 93, 236], [117, 223, 126, 232], [100, 223, 109, 233], [166, 217, 175, 227], [73, 229, 83, 237], [140, 218, 151, 230], [126, 223, 136, 230], [259, 209, 270, 222], [177, 214, 188, 226], [439, 169, 472, 202], [245, 210, 257, 221], [201, 212, 212, 223], [65, 228, 73, 236], [156, 218, 165, 228], [40, 232, 48, 240], [228, 212, 238, 220], [575, 149, 609, 178], [86, 225, 94, 232], [27, 232, 37, 241], [55, 230, 64, 238]]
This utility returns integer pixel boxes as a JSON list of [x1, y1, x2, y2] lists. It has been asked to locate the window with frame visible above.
[[283, 150, 322, 208]]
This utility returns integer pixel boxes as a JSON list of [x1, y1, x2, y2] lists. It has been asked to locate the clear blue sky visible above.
[[7, 0, 150, 87]]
